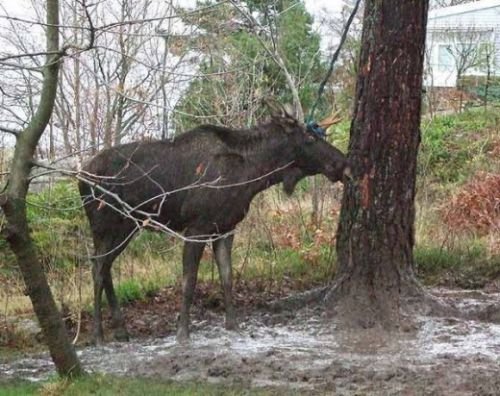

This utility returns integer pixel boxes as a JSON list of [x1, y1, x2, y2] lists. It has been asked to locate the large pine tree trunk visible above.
[[0, 0, 83, 377], [325, 0, 430, 329]]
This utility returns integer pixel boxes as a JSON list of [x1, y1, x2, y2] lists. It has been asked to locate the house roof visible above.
[[429, 0, 500, 19]]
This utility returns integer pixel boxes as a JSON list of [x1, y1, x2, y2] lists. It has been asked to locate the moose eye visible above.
[[305, 133, 316, 143]]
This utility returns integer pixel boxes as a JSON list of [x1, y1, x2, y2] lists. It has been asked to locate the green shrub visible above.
[[329, 108, 499, 184], [114, 277, 165, 305], [461, 75, 500, 103], [330, 119, 350, 153], [239, 244, 334, 285], [419, 108, 499, 183], [115, 279, 145, 304], [27, 181, 86, 269], [0, 181, 87, 270]]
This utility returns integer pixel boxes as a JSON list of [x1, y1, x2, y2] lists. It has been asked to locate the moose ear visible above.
[[282, 103, 296, 119], [264, 98, 285, 117], [264, 98, 297, 120]]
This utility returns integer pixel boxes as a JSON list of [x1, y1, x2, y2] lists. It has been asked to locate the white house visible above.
[[426, 0, 500, 87]]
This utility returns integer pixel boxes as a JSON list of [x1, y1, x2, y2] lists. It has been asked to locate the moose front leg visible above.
[[92, 260, 105, 345], [177, 240, 205, 343], [213, 234, 238, 330], [103, 267, 129, 342]]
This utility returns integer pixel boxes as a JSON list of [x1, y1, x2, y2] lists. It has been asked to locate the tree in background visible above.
[[325, 0, 431, 328], [173, 0, 332, 227], [173, 0, 325, 131], [0, 0, 197, 162]]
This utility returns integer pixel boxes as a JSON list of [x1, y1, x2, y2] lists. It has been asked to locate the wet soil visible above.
[[2, 287, 500, 395]]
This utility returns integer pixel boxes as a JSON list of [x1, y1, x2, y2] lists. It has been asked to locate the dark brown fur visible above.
[[79, 112, 348, 343]]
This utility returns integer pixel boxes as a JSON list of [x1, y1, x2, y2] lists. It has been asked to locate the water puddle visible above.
[[2, 288, 500, 394]]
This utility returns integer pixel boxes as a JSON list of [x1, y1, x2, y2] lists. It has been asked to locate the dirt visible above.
[[2, 287, 500, 395]]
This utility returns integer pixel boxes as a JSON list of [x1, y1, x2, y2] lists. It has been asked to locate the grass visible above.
[[0, 381, 38, 396], [115, 277, 166, 304], [415, 243, 500, 288], [0, 375, 279, 396], [235, 245, 335, 287], [419, 107, 500, 184]]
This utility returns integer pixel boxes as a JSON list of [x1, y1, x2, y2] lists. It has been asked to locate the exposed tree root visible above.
[[265, 285, 329, 313], [266, 276, 500, 333]]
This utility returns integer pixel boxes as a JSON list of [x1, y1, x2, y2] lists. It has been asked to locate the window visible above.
[[437, 45, 454, 72], [476, 42, 495, 73]]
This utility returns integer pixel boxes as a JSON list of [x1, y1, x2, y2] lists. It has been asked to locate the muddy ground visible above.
[[2, 286, 500, 395]]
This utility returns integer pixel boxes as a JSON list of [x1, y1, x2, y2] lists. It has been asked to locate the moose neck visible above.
[[233, 124, 300, 196]]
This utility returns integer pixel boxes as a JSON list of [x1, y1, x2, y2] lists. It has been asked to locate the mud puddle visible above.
[[2, 288, 500, 395]]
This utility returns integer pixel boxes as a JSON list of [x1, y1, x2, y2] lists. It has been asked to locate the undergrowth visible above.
[[415, 243, 500, 288], [419, 108, 500, 183], [442, 172, 500, 235]]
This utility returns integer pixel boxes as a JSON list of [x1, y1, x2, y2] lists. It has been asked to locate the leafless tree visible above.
[[1, 0, 206, 165], [431, 0, 480, 9], [445, 29, 492, 85], [0, 0, 201, 375], [0, 0, 89, 378]]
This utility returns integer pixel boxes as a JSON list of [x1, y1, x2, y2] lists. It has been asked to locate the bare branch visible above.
[[0, 1, 227, 33], [0, 51, 62, 62], [308, 0, 362, 121], [0, 126, 21, 136], [30, 156, 294, 245]]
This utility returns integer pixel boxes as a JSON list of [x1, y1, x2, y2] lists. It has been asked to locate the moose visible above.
[[79, 105, 348, 344]]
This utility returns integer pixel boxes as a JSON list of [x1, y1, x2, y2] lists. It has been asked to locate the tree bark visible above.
[[325, 0, 430, 329], [0, 0, 83, 377]]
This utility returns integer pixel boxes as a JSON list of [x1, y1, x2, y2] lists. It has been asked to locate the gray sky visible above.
[[1, 0, 343, 20], [0, 0, 345, 53], [305, 0, 344, 15]]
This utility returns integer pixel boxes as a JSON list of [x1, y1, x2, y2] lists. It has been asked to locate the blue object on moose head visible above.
[[306, 121, 327, 139]]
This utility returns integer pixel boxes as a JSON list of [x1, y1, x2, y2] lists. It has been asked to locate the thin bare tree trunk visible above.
[[89, 62, 100, 154], [0, 0, 83, 377]]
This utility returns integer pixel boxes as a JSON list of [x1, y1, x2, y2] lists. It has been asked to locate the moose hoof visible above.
[[113, 328, 130, 342]]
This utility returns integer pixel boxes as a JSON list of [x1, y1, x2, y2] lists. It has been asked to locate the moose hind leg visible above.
[[213, 234, 238, 330], [177, 240, 205, 343], [103, 265, 129, 342]]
